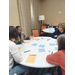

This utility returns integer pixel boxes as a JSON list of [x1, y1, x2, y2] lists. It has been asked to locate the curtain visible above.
[[17, 0, 40, 37]]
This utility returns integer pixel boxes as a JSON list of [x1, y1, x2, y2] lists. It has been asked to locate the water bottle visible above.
[[51, 23, 53, 28], [48, 26, 49, 28]]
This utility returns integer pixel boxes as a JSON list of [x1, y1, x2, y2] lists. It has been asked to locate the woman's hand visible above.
[[29, 35, 34, 39], [21, 40, 24, 43], [54, 35, 57, 37]]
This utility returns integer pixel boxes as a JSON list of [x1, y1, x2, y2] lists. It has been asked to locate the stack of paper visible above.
[[25, 54, 36, 63], [17, 47, 22, 50], [39, 45, 45, 47], [33, 38, 40, 41], [32, 43, 38, 46], [38, 49, 45, 52], [24, 41, 30, 44], [49, 43, 55, 46]]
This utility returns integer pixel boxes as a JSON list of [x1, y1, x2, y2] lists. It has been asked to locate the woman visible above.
[[51, 23, 65, 39], [15, 26, 34, 44], [46, 34, 65, 75], [9, 26, 29, 75]]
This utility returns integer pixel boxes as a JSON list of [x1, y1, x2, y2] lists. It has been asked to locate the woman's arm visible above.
[[16, 40, 21, 44], [10, 43, 23, 63], [46, 51, 60, 66], [51, 29, 58, 39], [21, 32, 27, 40]]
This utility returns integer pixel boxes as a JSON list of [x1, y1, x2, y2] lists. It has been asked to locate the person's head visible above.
[[57, 34, 65, 50], [16, 26, 22, 34], [58, 23, 65, 33], [9, 26, 18, 41]]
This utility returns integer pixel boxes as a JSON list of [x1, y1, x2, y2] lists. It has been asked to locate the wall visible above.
[[40, 0, 65, 26], [9, 0, 64, 36], [9, 0, 20, 27]]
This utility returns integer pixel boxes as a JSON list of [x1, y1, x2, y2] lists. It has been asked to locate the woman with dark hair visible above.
[[45, 34, 65, 75], [9, 26, 29, 75], [15, 26, 34, 44]]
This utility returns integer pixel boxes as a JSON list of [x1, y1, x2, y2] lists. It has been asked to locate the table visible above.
[[17, 37, 58, 68], [43, 28, 55, 33]]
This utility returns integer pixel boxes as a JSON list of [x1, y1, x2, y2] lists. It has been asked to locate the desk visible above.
[[17, 37, 58, 68], [43, 28, 55, 33]]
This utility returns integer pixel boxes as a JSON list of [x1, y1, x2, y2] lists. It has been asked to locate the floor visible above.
[[21, 67, 61, 75]]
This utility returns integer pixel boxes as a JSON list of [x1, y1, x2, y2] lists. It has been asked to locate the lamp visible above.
[[39, 15, 45, 26]]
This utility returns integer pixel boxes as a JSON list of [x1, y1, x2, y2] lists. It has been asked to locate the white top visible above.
[[9, 40, 23, 70], [43, 28, 55, 33], [17, 37, 58, 68]]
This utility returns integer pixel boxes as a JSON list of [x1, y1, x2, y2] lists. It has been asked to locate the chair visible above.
[[32, 30, 39, 37], [40, 26, 46, 34]]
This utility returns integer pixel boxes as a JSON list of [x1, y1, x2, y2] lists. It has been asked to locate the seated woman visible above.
[[46, 34, 65, 75], [9, 26, 29, 75], [51, 23, 65, 39], [15, 26, 34, 44]]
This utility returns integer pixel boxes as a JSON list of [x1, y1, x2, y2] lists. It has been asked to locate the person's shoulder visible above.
[[58, 50, 65, 54], [55, 29, 59, 33], [9, 40, 16, 49], [21, 32, 25, 35], [54, 50, 63, 54], [9, 40, 16, 45], [21, 32, 27, 37], [61, 50, 65, 53]]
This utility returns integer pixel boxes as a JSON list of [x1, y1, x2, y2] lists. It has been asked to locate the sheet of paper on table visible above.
[[33, 38, 40, 41], [24, 41, 30, 44], [25, 54, 36, 63], [32, 43, 38, 46], [39, 45, 45, 47], [38, 49, 45, 52], [17, 47, 22, 50], [55, 47, 58, 51], [49, 43, 55, 46]]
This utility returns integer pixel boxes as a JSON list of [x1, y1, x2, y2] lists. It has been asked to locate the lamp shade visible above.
[[39, 15, 45, 20]]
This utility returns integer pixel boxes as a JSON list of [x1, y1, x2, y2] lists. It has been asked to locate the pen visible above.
[[51, 51, 53, 54], [24, 50, 30, 53], [41, 38, 43, 39], [47, 39, 50, 41]]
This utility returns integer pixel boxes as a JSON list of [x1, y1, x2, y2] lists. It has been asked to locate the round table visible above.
[[17, 37, 58, 68], [43, 28, 55, 33]]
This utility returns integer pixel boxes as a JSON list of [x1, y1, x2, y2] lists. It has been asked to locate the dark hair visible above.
[[16, 26, 20, 30], [9, 26, 18, 40], [57, 34, 65, 50]]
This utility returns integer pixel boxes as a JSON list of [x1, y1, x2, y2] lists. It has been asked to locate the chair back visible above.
[[32, 30, 39, 37], [41, 26, 46, 31]]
